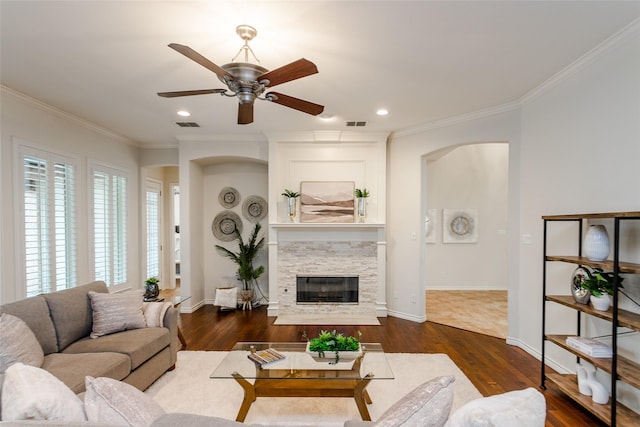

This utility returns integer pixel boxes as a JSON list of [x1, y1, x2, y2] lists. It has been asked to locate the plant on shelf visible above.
[[354, 188, 370, 198], [304, 330, 362, 364], [581, 268, 624, 297], [281, 189, 300, 198], [215, 223, 265, 295]]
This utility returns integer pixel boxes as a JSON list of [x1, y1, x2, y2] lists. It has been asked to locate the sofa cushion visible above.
[[89, 290, 146, 338], [0, 296, 59, 355], [44, 281, 109, 350], [376, 375, 455, 427], [1, 363, 86, 422], [152, 413, 268, 427], [63, 327, 170, 370], [84, 376, 164, 427], [42, 351, 131, 393], [444, 387, 546, 427], [0, 313, 45, 372]]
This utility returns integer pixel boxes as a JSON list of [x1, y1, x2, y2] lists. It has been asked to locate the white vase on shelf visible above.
[[590, 293, 611, 311], [583, 225, 610, 261]]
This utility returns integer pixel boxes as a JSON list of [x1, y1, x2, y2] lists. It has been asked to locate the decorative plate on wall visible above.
[[242, 195, 268, 223], [443, 209, 478, 243], [212, 210, 243, 241], [218, 187, 240, 209]]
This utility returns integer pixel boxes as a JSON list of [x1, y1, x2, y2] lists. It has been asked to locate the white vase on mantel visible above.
[[584, 225, 610, 262]]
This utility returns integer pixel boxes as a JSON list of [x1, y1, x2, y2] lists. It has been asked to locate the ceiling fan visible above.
[[158, 25, 324, 125]]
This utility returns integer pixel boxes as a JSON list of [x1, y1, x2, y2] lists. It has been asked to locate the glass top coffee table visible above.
[[211, 342, 394, 422]]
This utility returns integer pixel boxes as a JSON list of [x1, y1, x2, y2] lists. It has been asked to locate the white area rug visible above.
[[273, 314, 381, 325], [146, 351, 482, 426]]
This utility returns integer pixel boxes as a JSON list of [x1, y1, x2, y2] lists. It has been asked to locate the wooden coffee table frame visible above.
[[230, 355, 375, 422]]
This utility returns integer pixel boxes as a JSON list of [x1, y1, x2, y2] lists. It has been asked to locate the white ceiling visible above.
[[2, 1, 639, 147]]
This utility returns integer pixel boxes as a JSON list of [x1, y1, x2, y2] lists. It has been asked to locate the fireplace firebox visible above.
[[296, 275, 359, 304]]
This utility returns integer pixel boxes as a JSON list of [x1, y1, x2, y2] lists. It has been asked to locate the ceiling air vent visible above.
[[345, 121, 366, 127], [176, 122, 200, 127]]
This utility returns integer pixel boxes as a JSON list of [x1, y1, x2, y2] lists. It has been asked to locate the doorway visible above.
[[424, 143, 509, 338]]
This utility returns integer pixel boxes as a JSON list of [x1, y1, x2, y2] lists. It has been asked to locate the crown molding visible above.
[[520, 17, 640, 105], [395, 17, 640, 138], [394, 102, 520, 138], [0, 85, 139, 146]]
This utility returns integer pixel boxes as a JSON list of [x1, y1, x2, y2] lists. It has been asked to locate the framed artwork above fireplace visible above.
[[300, 181, 355, 223]]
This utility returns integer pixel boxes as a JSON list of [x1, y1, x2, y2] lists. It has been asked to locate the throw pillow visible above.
[[142, 301, 173, 327], [444, 387, 546, 427], [89, 290, 147, 338], [0, 313, 45, 373], [376, 375, 455, 427], [1, 362, 86, 421], [84, 376, 165, 427], [214, 287, 238, 310]]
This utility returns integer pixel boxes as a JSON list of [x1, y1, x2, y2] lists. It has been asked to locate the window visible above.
[[92, 165, 127, 287], [146, 180, 161, 280], [21, 148, 77, 297]]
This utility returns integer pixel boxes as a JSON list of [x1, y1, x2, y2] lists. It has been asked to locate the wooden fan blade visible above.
[[157, 89, 226, 98], [238, 102, 254, 125], [168, 43, 233, 80], [258, 58, 318, 87], [266, 92, 324, 116]]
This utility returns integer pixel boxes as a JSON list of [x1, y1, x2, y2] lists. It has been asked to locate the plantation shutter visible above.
[[146, 181, 161, 280]]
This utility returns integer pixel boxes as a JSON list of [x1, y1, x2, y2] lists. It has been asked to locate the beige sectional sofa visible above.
[[0, 281, 178, 394]]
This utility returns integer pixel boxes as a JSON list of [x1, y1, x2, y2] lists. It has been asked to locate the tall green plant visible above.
[[215, 223, 265, 290]]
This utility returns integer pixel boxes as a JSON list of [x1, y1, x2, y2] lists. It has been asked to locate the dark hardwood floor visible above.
[[179, 305, 605, 426]]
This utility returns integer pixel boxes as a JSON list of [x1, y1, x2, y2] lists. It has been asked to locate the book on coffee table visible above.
[[247, 348, 286, 366]]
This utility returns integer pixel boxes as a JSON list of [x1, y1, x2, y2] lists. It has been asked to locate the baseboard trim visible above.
[[507, 337, 571, 375]]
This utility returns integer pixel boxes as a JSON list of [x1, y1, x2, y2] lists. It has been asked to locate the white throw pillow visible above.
[[1, 363, 86, 421], [214, 287, 238, 310], [0, 313, 45, 373], [445, 387, 546, 427], [89, 290, 147, 338], [142, 301, 173, 327], [376, 375, 455, 427], [84, 376, 165, 427]]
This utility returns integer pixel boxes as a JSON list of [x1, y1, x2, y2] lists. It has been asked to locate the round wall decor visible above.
[[212, 210, 243, 241], [218, 187, 240, 209], [242, 195, 268, 223]]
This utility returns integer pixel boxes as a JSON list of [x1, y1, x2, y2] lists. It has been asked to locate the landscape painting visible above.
[[300, 181, 355, 223]]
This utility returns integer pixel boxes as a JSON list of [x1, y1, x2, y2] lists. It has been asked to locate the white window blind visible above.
[[92, 167, 127, 287], [22, 151, 76, 297], [146, 182, 161, 279]]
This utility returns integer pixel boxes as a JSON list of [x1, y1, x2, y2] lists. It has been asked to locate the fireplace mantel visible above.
[[271, 223, 384, 230]]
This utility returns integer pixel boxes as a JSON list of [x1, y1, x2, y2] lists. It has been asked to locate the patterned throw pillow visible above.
[[0, 313, 45, 373], [376, 375, 455, 427], [84, 376, 165, 427], [88, 290, 147, 338]]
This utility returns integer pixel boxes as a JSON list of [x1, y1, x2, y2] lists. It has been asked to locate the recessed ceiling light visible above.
[[376, 109, 389, 116], [177, 110, 191, 117], [319, 113, 334, 120]]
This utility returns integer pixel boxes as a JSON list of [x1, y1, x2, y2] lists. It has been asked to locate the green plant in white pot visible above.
[[215, 223, 265, 309], [581, 268, 624, 311]]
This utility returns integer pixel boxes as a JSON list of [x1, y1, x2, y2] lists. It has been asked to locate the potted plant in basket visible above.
[[215, 223, 265, 309], [281, 189, 300, 222], [581, 268, 624, 311], [304, 330, 362, 365]]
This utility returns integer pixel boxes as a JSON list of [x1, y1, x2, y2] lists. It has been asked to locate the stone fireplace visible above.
[[268, 224, 387, 318]]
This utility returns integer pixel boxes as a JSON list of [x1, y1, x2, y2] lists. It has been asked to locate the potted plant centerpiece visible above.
[[215, 223, 265, 310], [281, 189, 300, 222], [304, 330, 362, 365], [354, 188, 370, 223], [581, 268, 624, 311]]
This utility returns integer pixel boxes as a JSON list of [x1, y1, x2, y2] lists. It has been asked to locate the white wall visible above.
[[178, 138, 268, 312], [426, 143, 509, 290], [516, 26, 640, 408], [0, 87, 141, 302], [387, 111, 521, 323], [204, 161, 268, 303]]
